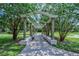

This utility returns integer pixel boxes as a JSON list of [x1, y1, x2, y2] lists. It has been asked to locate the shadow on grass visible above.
[[0, 42, 25, 56], [55, 42, 79, 53]]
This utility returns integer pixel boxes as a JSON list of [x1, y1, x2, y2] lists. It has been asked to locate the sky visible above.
[[0, 9, 5, 16]]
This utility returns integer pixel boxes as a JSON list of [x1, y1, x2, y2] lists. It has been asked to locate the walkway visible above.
[[18, 34, 79, 56]]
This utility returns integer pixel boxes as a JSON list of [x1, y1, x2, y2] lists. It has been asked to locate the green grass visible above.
[[65, 38, 79, 43], [54, 32, 79, 53], [0, 32, 30, 44], [56, 42, 79, 53], [0, 42, 25, 56], [54, 32, 79, 43], [0, 32, 30, 56], [0, 33, 12, 43]]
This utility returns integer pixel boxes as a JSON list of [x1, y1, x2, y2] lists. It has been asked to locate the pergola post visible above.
[[32, 26, 35, 35], [47, 23, 49, 36], [51, 18, 54, 39], [30, 23, 32, 36], [42, 28, 44, 34], [23, 19, 26, 40]]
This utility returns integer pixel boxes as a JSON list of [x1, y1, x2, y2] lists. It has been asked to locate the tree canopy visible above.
[[0, 3, 79, 42]]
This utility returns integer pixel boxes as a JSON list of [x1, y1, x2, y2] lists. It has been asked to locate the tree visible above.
[[38, 3, 78, 42], [55, 4, 77, 42], [0, 3, 36, 41]]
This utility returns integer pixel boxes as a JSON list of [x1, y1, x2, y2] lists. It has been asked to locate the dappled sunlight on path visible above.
[[18, 33, 79, 56]]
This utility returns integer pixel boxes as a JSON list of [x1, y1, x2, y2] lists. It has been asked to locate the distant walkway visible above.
[[18, 33, 79, 56]]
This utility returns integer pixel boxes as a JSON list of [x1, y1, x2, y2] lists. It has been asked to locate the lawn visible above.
[[0, 32, 30, 44], [54, 32, 79, 43], [0, 32, 30, 56], [0, 42, 25, 56], [54, 32, 79, 53]]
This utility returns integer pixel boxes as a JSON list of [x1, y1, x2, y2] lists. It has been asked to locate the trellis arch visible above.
[[21, 11, 58, 39]]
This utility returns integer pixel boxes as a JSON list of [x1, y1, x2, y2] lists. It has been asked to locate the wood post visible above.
[[23, 19, 26, 40], [41, 28, 43, 34], [51, 18, 54, 39], [32, 27, 34, 35], [30, 23, 32, 36], [47, 23, 49, 36]]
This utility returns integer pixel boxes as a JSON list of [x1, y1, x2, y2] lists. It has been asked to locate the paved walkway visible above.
[[18, 34, 79, 56]]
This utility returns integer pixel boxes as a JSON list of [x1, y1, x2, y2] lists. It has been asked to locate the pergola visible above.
[[21, 11, 58, 39]]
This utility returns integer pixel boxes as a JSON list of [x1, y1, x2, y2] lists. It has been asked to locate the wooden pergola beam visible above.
[[21, 11, 57, 29], [21, 11, 58, 19], [36, 11, 57, 18], [22, 11, 57, 39]]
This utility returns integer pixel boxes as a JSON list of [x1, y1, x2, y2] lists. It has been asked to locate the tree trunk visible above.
[[59, 35, 65, 42], [13, 28, 18, 41], [12, 22, 18, 41], [60, 37, 64, 42], [47, 23, 49, 36]]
